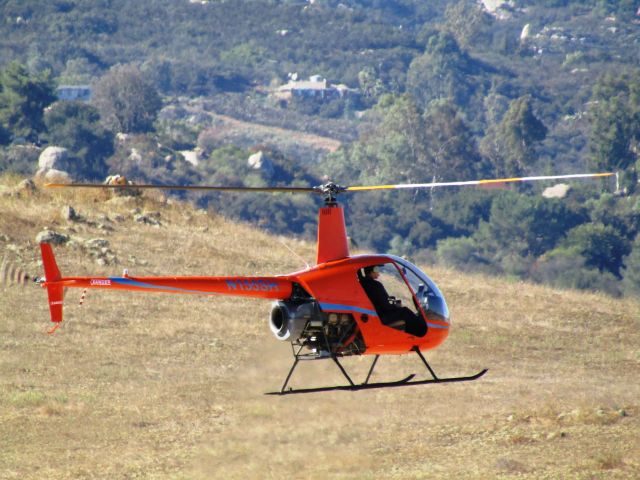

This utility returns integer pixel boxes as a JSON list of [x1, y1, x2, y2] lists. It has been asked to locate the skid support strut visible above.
[[269, 346, 487, 395], [279, 351, 355, 394]]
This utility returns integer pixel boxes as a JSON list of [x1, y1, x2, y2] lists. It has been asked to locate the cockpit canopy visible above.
[[375, 255, 450, 323]]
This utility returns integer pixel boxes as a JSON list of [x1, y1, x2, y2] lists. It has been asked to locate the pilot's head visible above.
[[364, 265, 382, 278]]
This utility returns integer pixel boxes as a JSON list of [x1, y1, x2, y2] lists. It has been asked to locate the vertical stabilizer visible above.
[[40, 243, 64, 324], [316, 205, 350, 264]]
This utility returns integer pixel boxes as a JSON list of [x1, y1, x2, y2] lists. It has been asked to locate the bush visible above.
[[44, 101, 113, 179], [436, 236, 494, 273], [560, 223, 631, 278], [621, 236, 640, 297], [0, 144, 41, 175], [532, 248, 623, 296]]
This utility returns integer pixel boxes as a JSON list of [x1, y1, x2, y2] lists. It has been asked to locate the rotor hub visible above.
[[316, 182, 346, 206]]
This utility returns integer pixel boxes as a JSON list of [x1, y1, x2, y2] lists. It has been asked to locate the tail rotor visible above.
[[0, 254, 32, 286]]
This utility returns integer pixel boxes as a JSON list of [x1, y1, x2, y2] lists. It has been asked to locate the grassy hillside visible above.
[[1, 176, 639, 479]]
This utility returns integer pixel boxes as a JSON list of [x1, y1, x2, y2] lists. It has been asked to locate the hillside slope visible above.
[[1, 177, 639, 479]]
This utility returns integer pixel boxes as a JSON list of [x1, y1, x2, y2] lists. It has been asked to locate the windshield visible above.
[[388, 255, 450, 323]]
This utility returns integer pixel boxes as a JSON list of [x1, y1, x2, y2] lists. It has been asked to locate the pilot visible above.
[[360, 265, 427, 337]]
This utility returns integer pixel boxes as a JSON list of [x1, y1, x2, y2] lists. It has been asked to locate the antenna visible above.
[[278, 238, 310, 270]]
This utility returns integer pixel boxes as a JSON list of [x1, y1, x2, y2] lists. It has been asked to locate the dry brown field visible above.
[[1, 176, 639, 479], [214, 113, 342, 153]]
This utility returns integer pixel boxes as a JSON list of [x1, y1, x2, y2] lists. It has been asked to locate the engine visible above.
[[269, 300, 363, 357], [269, 300, 320, 341]]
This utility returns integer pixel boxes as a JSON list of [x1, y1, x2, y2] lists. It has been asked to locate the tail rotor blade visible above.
[[0, 255, 31, 286]]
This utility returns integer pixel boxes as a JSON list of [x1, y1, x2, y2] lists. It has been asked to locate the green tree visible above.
[[560, 223, 631, 277], [424, 100, 488, 181], [596, 0, 639, 20], [323, 94, 430, 185], [589, 97, 637, 170], [92, 64, 162, 133], [0, 62, 57, 142], [357, 67, 386, 103], [621, 236, 640, 296], [532, 248, 622, 296], [44, 101, 113, 179], [431, 189, 496, 236], [0, 123, 10, 146], [493, 96, 548, 176], [473, 192, 584, 274], [588, 72, 640, 191], [436, 236, 493, 274], [443, 1, 493, 49], [586, 193, 640, 241], [406, 32, 476, 110]]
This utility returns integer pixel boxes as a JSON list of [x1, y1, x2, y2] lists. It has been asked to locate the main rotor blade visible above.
[[45, 172, 614, 196], [345, 172, 615, 192], [45, 183, 318, 193]]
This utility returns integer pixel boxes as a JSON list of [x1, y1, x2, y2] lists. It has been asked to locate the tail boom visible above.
[[53, 275, 293, 298], [39, 243, 293, 327]]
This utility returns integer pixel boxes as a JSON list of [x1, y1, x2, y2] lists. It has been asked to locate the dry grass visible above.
[[214, 114, 342, 153], [1, 176, 639, 479]]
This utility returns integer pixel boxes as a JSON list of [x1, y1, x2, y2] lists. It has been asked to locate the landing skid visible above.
[[266, 346, 488, 395]]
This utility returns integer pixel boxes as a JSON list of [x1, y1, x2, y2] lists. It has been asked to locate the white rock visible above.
[[247, 151, 275, 177], [180, 150, 200, 166], [38, 146, 70, 171], [129, 148, 142, 163], [542, 183, 570, 199]]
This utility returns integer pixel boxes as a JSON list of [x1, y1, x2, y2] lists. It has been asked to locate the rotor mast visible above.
[[315, 183, 349, 265]]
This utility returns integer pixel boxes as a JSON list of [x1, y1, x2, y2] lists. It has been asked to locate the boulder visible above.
[[35, 146, 76, 183], [38, 146, 70, 171], [542, 183, 570, 199], [481, 0, 509, 13], [134, 212, 161, 226], [115, 132, 130, 144], [129, 148, 142, 164], [84, 238, 117, 265], [35, 230, 70, 245], [61, 205, 79, 222], [247, 151, 275, 178], [180, 149, 202, 166], [35, 168, 72, 184], [85, 238, 110, 250]]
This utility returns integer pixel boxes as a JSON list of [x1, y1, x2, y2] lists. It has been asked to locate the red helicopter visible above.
[[40, 173, 613, 394]]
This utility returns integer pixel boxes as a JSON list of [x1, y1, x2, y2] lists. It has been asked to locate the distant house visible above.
[[56, 85, 92, 102], [273, 75, 356, 102]]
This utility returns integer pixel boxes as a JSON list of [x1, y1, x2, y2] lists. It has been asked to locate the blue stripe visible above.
[[110, 277, 215, 295], [319, 303, 450, 330], [319, 302, 378, 317], [426, 322, 450, 330]]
